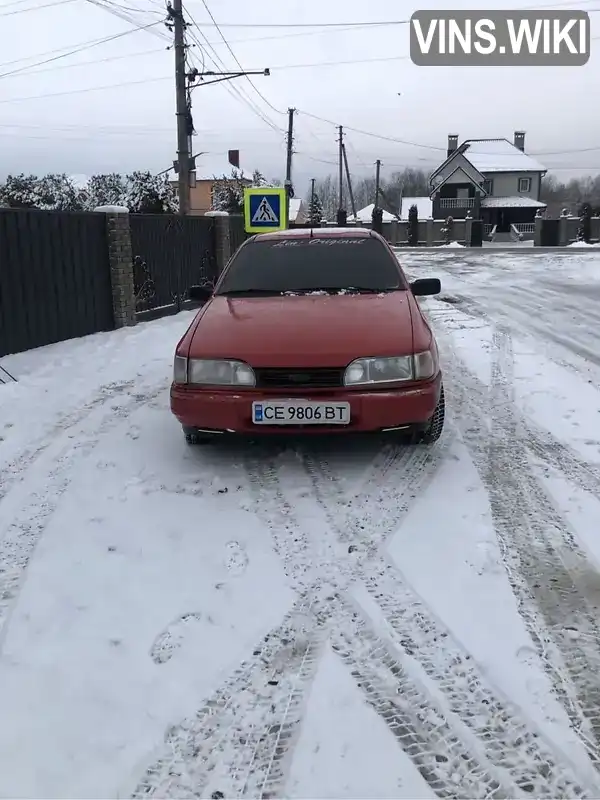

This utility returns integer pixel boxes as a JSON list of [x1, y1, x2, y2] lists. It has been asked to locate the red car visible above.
[[170, 227, 444, 444]]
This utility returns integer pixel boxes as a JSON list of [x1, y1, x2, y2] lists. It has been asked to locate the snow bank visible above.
[[438, 241, 465, 248]]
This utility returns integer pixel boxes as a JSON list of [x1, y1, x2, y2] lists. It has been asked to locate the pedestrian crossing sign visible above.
[[244, 186, 287, 233]]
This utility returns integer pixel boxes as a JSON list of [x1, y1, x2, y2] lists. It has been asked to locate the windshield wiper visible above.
[[217, 288, 284, 296], [286, 286, 396, 294]]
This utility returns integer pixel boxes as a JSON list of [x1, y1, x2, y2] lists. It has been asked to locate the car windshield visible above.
[[215, 236, 405, 295]]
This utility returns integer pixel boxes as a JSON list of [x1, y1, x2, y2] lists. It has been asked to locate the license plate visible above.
[[252, 400, 350, 425]]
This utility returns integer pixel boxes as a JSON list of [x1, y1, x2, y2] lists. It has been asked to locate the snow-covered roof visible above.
[[481, 195, 547, 208], [462, 139, 546, 173], [348, 203, 398, 222], [399, 197, 432, 220]]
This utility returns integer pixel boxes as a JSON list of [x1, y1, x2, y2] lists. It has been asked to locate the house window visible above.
[[483, 179, 493, 195], [518, 177, 532, 193]]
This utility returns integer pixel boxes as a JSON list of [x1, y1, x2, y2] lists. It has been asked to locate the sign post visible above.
[[243, 187, 288, 234]]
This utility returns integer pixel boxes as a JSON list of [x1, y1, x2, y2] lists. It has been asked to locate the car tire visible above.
[[415, 385, 445, 445], [183, 427, 211, 445]]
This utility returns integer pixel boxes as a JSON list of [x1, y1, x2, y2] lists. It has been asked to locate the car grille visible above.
[[254, 367, 344, 389]]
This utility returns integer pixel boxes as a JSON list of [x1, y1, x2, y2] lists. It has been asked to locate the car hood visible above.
[[187, 293, 425, 366]]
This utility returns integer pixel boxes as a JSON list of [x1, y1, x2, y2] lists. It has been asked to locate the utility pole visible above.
[[170, 0, 190, 216], [342, 143, 357, 221], [310, 177, 316, 223], [372, 159, 384, 235], [285, 108, 295, 227], [337, 125, 346, 226]]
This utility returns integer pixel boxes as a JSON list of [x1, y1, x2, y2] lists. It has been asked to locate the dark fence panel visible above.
[[130, 214, 217, 319], [470, 220, 483, 247], [229, 215, 248, 253], [0, 208, 114, 358], [540, 219, 560, 247]]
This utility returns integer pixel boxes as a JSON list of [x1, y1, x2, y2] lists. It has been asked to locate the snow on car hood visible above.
[[187, 292, 424, 367]]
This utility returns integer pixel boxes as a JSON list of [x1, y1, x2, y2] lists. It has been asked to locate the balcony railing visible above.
[[439, 197, 475, 209]]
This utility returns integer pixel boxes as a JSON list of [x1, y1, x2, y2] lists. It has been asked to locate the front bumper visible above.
[[170, 373, 442, 436]]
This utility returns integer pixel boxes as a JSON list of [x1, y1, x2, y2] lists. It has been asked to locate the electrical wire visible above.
[[2, 46, 167, 78], [181, 0, 600, 28], [185, 29, 281, 133], [0, 74, 170, 103], [0, 0, 75, 15], [297, 110, 600, 158], [0, 21, 165, 78], [84, 0, 172, 41], [191, 0, 285, 115], [183, 6, 283, 133]]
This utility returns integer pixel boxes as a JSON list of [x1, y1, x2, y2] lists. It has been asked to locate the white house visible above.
[[429, 132, 547, 230]]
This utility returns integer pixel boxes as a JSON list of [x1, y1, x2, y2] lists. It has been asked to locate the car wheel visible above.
[[416, 385, 445, 444], [183, 427, 211, 445]]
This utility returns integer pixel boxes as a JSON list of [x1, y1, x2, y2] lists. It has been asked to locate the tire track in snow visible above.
[[132, 597, 326, 800], [0, 380, 169, 654], [450, 327, 600, 772], [241, 452, 318, 592], [432, 292, 600, 388], [132, 456, 327, 799], [329, 596, 515, 799], [299, 443, 593, 796], [0, 380, 136, 504]]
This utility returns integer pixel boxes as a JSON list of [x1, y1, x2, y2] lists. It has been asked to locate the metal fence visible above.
[[0, 208, 114, 358], [229, 215, 248, 253], [130, 214, 218, 320]]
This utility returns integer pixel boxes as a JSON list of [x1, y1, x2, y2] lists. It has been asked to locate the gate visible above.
[[129, 214, 218, 320], [0, 208, 114, 358], [540, 219, 560, 247]]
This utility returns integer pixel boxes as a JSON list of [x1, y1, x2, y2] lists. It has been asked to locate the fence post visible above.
[[95, 205, 136, 328], [212, 214, 232, 274], [534, 212, 544, 247], [426, 218, 434, 246], [465, 214, 472, 247], [559, 210, 569, 246]]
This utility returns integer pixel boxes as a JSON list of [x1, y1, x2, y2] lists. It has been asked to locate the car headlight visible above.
[[173, 356, 255, 386], [343, 349, 437, 385]]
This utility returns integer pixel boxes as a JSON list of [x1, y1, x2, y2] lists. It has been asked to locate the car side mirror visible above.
[[188, 284, 213, 302], [410, 278, 441, 296]]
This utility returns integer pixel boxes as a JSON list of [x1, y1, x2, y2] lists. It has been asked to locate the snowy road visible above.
[[1, 250, 600, 798]]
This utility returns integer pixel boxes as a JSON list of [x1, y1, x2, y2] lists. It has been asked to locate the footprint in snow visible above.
[[226, 541, 248, 577], [150, 613, 203, 664]]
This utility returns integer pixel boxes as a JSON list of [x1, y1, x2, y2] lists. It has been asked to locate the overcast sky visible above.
[[0, 0, 598, 194]]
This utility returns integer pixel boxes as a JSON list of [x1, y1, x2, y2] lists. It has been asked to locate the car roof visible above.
[[251, 226, 379, 243]]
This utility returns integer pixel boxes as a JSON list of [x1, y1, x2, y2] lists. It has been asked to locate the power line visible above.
[[183, 6, 283, 133], [185, 31, 280, 132], [84, 0, 171, 41], [1, 46, 167, 78], [0, 74, 170, 103], [7, 30, 600, 80], [190, 0, 285, 115], [0, 20, 165, 78], [0, 0, 75, 15], [297, 109, 600, 157], [174, 0, 600, 27]]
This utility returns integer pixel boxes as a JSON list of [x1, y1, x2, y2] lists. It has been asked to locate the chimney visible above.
[[447, 134, 459, 157], [514, 131, 525, 151]]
